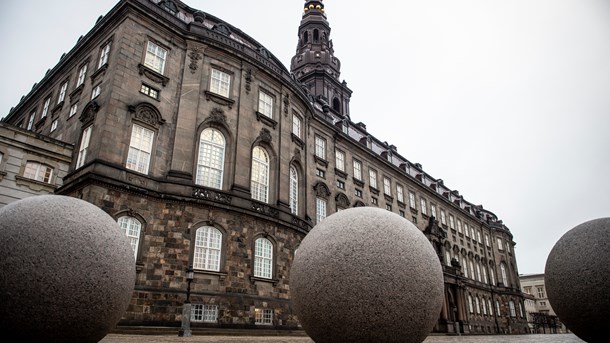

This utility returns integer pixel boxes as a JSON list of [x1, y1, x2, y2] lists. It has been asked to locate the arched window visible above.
[[313, 29, 319, 42], [490, 265, 496, 286], [117, 216, 141, 260], [289, 166, 298, 215], [196, 128, 226, 189], [469, 260, 475, 280], [251, 146, 269, 203], [509, 300, 516, 317], [488, 299, 493, 317], [496, 300, 501, 316], [445, 250, 452, 266], [475, 296, 481, 314], [332, 98, 341, 113], [517, 302, 523, 318], [482, 298, 487, 315], [254, 237, 273, 279], [463, 258, 469, 278], [303, 31, 309, 44], [500, 263, 508, 286], [194, 226, 222, 272], [476, 263, 482, 282], [468, 295, 474, 313], [482, 265, 488, 284]]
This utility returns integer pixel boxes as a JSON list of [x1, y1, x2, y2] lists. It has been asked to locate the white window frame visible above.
[[490, 267, 496, 286], [468, 295, 474, 313], [77, 64, 87, 87], [509, 301, 516, 317], [255, 308, 273, 325], [449, 214, 455, 229], [335, 149, 345, 172], [396, 184, 404, 203], [316, 197, 327, 224], [353, 159, 362, 180], [91, 85, 101, 99], [501, 263, 508, 286], [191, 304, 218, 323], [50, 119, 58, 132], [76, 126, 92, 169], [289, 166, 298, 215], [258, 91, 274, 118], [430, 204, 437, 219], [292, 114, 302, 138], [254, 237, 273, 279], [23, 161, 53, 183], [314, 135, 326, 160], [58, 81, 68, 104], [27, 112, 35, 130], [457, 220, 463, 233], [144, 41, 167, 74], [117, 216, 141, 260], [383, 177, 391, 196], [41, 98, 50, 118], [210, 68, 230, 98], [497, 237, 504, 250], [69, 103, 78, 118], [98, 42, 111, 68], [440, 209, 446, 224], [194, 226, 222, 272], [408, 191, 416, 209], [126, 124, 154, 174], [369, 169, 378, 189], [250, 146, 269, 203], [196, 128, 225, 189], [421, 198, 428, 216]]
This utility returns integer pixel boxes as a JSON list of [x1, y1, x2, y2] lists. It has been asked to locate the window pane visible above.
[[196, 128, 225, 189]]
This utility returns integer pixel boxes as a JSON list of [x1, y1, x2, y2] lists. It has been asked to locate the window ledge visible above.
[[204, 90, 235, 109], [255, 111, 278, 129], [15, 175, 55, 192], [249, 275, 279, 286], [335, 168, 347, 179], [409, 206, 418, 214], [70, 84, 84, 101], [90, 63, 108, 83], [52, 101, 64, 116], [384, 194, 393, 203], [397, 200, 405, 208], [291, 133, 304, 149], [314, 156, 328, 168], [196, 269, 228, 280], [137, 63, 170, 87], [353, 178, 365, 188], [369, 186, 379, 196]]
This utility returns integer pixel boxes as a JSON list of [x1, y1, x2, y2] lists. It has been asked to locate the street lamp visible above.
[[178, 265, 195, 337]]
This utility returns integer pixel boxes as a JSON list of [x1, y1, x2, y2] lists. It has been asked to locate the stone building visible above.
[[519, 273, 565, 333], [1, 0, 527, 334]]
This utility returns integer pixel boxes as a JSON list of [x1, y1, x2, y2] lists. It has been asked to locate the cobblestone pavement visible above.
[[100, 333, 584, 343]]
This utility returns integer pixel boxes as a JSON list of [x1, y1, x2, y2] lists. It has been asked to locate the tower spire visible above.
[[291, 0, 352, 116]]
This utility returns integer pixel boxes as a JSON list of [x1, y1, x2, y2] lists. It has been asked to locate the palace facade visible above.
[[1, 0, 528, 334]]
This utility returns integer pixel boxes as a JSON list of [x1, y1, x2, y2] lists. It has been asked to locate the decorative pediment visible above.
[[128, 102, 165, 128], [335, 193, 350, 208], [258, 128, 272, 144], [79, 100, 100, 124], [354, 200, 366, 207], [313, 182, 331, 198], [212, 23, 231, 36], [137, 64, 170, 86], [203, 107, 228, 126]]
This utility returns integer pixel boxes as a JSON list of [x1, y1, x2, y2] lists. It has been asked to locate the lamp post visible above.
[[178, 265, 194, 337]]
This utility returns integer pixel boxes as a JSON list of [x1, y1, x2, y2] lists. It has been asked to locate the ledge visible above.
[[137, 63, 170, 87], [353, 178, 364, 188], [249, 275, 279, 286], [255, 112, 278, 129], [290, 133, 304, 149], [314, 156, 328, 168], [204, 90, 235, 109], [334, 168, 347, 179], [369, 186, 379, 196], [90, 63, 108, 83]]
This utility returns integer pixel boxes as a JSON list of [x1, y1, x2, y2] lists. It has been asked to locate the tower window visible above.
[[332, 98, 341, 113], [313, 29, 319, 42], [303, 32, 309, 44]]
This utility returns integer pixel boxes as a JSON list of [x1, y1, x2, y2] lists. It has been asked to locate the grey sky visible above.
[[1, 0, 609, 275]]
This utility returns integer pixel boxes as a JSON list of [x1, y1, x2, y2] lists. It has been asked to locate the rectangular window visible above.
[[24, 162, 53, 183], [335, 149, 345, 172], [41, 98, 51, 118], [396, 185, 404, 203], [369, 169, 378, 189], [98, 42, 111, 68], [191, 304, 218, 323], [69, 103, 78, 118], [383, 177, 391, 196], [420, 198, 427, 215], [315, 168, 325, 178], [477, 231, 482, 243], [430, 204, 437, 219], [399, 210, 405, 217], [292, 114, 302, 138], [27, 111, 36, 130], [315, 135, 326, 160], [58, 81, 68, 104], [144, 41, 167, 74], [77, 64, 87, 87], [408, 191, 416, 209], [464, 223, 469, 237], [449, 214, 455, 229], [316, 197, 327, 224], [126, 124, 154, 174], [457, 220, 463, 234], [258, 91, 274, 118], [471, 227, 476, 240], [255, 308, 273, 325], [210, 68, 230, 97], [386, 204, 392, 211], [76, 126, 92, 168], [355, 189, 362, 198], [371, 197, 378, 205], [353, 159, 362, 180], [412, 216, 418, 224], [485, 234, 490, 247], [336, 180, 345, 190], [140, 84, 159, 99], [91, 85, 101, 99], [440, 209, 446, 224], [50, 119, 58, 132], [497, 238, 504, 250]]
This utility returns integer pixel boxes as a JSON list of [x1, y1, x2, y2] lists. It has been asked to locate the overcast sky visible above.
[[1, 0, 609, 275]]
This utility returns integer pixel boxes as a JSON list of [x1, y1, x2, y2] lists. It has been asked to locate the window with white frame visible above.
[[469, 260, 475, 280], [69, 103, 78, 118], [254, 237, 273, 279], [420, 198, 427, 215], [76, 126, 92, 169], [490, 266, 496, 286], [194, 226, 222, 272], [496, 300, 501, 316], [488, 299, 494, 317], [26, 112, 35, 130], [506, 241, 511, 252], [250, 146, 269, 203], [91, 85, 101, 99], [316, 197, 327, 224], [449, 214, 455, 229], [497, 237, 504, 250], [396, 184, 404, 203], [191, 304, 218, 323], [457, 220, 462, 233], [369, 169, 378, 189], [355, 189, 362, 198], [98, 42, 111, 68], [477, 231, 482, 243], [536, 286, 545, 298], [353, 159, 362, 180], [41, 98, 50, 118], [50, 119, 58, 132], [58, 82, 67, 104], [463, 259, 469, 278], [144, 41, 167, 74], [383, 177, 391, 196], [336, 180, 345, 190], [445, 250, 452, 266], [482, 298, 487, 315], [464, 223, 469, 237], [371, 197, 378, 205], [335, 149, 345, 172], [314, 135, 326, 160], [485, 234, 490, 247], [255, 308, 273, 325], [482, 265, 488, 283], [518, 302, 524, 318], [292, 114, 302, 138], [196, 128, 225, 189], [440, 209, 446, 224], [126, 124, 154, 174], [210, 68, 230, 97], [471, 227, 476, 240], [476, 263, 482, 282], [475, 296, 481, 314], [430, 204, 437, 219], [140, 84, 159, 99], [500, 263, 508, 286], [509, 301, 516, 317], [258, 91, 274, 118], [408, 191, 416, 209], [289, 166, 298, 215], [117, 216, 141, 260], [468, 295, 474, 313], [23, 161, 53, 183], [77, 64, 87, 87]]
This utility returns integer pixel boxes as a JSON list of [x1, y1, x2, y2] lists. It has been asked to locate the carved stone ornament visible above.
[[258, 128, 272, 144], [192, 187, 232, 204], [189, 48, 202, 74], [244, 68, 253, 94], [212, 23, 231, 36], [251, 201, 279, 218], [128, 103, 165, 128], [283, 93, 290, 115], [79, 101, 100, 124], [313, 182, 331, 198], [137, 64, 170, 86], [258, 46, 270, 59], [193, 10, 205, 23], [294, 148, 301, 162], [203, 108, 228, 126], [335, 193, 351, 208]]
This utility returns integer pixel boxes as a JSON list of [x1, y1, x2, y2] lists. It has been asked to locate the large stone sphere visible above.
[[0, 195, 136, 342], [545, 217, 610, 343], [290, 207, 444, 343]]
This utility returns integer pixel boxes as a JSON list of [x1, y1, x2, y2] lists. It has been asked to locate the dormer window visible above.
[[160, 1, 178, 15]]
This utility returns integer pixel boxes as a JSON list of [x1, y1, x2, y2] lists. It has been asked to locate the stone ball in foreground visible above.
[[545, 217, 610, 343], [290, 207, 444, 343], [0, 195, 136, 343]]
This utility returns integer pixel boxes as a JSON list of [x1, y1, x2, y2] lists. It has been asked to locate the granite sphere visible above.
[[0, 195, 136, 343], [545, 217, 610, 343], [290, 207, 444, 343]]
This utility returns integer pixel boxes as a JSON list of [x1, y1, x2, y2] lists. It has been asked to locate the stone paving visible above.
[[100, 333, 584, 343]]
